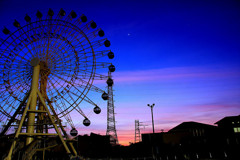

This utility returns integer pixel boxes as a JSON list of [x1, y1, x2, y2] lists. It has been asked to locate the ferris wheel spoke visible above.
[[0, 104, 11, 118], [77, 72, 107, 80], [47, 22, 78, 54], [50, 71, 77, 81], [48, 37, 73, 57], [39, 19, 50, 57], [7, 72, 30, 86], [53, 99, 75, 128], [48, 38, 81, 62], [81, 28, 102, 42], [66, 29, 91, 47], [33, 22, 42, 57], [86, 83, 105, 93], [72, 61, 111, 70], [67, 88, 96, 107], [46, 43, 73, 62], [76, 38, 107, 53], [75, 106, 87, 118], [77, 50, 110, 60], [73, 14, 86, 26], [51, 74, 80, 101], [18, 28, 39, 56], [1, 99, 16, 116], [48, 77, 77, 106], [26, 22, 36, 53], [77, 20, 99, 37], [50, 72, 91, 103], [57, 71, 92, 82], [63, 112, 75, 129], [74, 79, 105, 93], [51, 69, 95, 84], [0, 48, 29, 62], [74, 39, 91, 50], [0, 109, 11, 119], [10, 32, 35, 58], [44, 30, 90, 62], [51, 54, 79, 67], [48, 77, 86, 118], [51, 72, 85, 95], [46, 19, 60, 57], [4, 79, 24, 96], [87, 72, 108, 80]]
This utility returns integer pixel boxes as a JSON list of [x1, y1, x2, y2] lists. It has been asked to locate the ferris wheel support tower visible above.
[[5, 59, 76, 160], [106, 69, 118, 145]]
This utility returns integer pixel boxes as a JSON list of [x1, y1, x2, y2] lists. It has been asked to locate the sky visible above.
[[0, 0, 240, 145]]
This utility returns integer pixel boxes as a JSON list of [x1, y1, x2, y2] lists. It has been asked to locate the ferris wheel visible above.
[[0, 8, 115, 159]]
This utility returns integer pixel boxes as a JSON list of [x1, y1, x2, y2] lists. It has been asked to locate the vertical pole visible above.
[[151, 106, 155, 133], [148, 104, 155, 134], [26, 64, 40, 145], [148, 103, 156, 159]]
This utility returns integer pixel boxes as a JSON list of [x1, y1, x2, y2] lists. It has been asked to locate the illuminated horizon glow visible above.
[[111, 66, 240, 145], [66, 65, 240, 145], [0, 0, 240, 146]]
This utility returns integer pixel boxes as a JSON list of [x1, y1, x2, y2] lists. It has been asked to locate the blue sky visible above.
[[0, 0, 240, 145]]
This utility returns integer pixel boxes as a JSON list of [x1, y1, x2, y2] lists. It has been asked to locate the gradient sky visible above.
[[0, 0, 240, 145]]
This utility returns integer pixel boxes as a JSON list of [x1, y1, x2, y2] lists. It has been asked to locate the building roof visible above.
[[215, 115, 240, 124], [168, 121, 216, 132]]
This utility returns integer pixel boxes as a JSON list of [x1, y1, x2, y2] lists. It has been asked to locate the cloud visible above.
[[113, 65, 240, 84]]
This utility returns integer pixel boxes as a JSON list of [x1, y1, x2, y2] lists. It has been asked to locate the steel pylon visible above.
[[106, 71, 118, 145]]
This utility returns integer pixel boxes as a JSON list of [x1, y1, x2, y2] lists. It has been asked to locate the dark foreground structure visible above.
[[139, 115, 240, 160], [1, 115, 239, 160]]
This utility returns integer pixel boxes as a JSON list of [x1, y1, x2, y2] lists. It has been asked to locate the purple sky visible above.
[[0, 0, 240, 145]]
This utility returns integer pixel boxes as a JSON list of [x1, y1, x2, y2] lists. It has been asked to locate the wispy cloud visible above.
[[113, 65, 240, 83]]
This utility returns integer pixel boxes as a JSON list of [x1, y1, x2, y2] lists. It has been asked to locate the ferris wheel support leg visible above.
[[26, 64, 40, 145], [36, 90, 71, 154], [45, 97, 78, 156], [4, 92, 33, 160], [69, 142, 78, 156]]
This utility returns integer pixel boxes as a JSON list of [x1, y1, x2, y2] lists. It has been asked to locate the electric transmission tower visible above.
[[106, 71, 119, 145], [135, 120, 141, 143], [135, 120, 147, 143]]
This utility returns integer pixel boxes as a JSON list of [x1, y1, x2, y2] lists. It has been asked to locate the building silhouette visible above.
[[1, 115, 239, 159], [141, 115, 240, 159]]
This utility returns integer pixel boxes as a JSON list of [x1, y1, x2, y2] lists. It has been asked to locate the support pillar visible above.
[[26, 60, 40, 145]]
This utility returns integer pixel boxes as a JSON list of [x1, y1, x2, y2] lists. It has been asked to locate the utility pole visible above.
[[147, 103, 155, 133]]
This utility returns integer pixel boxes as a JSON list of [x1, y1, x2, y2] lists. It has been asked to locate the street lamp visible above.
[[147, 103, 155, 133]]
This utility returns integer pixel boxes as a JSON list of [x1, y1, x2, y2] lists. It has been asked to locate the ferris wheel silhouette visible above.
[[0, 8, 115, 159]]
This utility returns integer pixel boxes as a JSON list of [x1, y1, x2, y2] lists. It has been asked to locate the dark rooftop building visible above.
[[141, 119, 240, 160], [215, 115, 240, 135], [75, 132, 111, 158], [169, 121, 217, 137]]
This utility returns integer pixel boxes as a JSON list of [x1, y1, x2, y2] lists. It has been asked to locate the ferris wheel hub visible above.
[[30, 57, 40, 66]]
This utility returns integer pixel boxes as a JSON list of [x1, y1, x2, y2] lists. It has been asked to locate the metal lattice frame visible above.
[[135, 120, 141, 143], [106, 71, 118, 145]]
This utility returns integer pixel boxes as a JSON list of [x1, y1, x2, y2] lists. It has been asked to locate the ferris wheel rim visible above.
[[1, 16, 96, 117]]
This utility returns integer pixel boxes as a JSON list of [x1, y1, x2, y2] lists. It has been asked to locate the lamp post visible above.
[[147, 103, 155, 133]]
